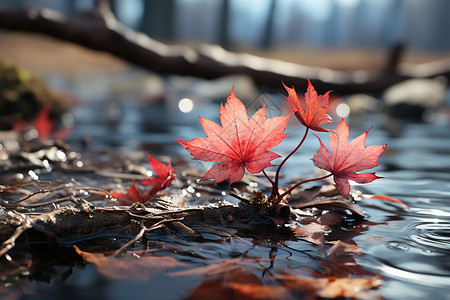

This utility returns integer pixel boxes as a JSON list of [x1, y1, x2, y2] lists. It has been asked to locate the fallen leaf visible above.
[[279, 273, 383, 299], [32, 106, 56, 138], [360, 194, 409, 208], [13, 106, 56, 138], [176, 87, 290, 185], [294, 222, 329, 245], [319, 275, 383, 299], [73, 246, 187, 281], [283, 79, 332, 132], [109, 180, 144, 205], [187, 266, 294, 300], [171, 258, 257, 277], [312, 118, 386, 197], [287, 186, 365, 217], [140, 153, 176, 201]]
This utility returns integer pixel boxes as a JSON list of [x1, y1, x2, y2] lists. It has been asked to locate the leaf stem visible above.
[[263, 170, 274, 185], [270, 127, 309, 199], [279, 173, 332, 199]]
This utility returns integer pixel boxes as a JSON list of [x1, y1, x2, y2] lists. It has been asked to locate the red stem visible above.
[[279, 173, 332, 199], [263, 170, 274, 185], [269, 127, 309, 199]]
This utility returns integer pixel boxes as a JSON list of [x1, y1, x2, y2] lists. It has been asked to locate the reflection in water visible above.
[[2, 75, 450, 299]]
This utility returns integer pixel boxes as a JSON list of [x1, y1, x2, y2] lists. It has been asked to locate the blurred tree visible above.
[[261, 0, 276, 49], [140, 0, 175, 41], [218, 0, 231, 49]]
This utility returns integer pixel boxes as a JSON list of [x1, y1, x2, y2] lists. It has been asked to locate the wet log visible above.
[[0, 202, 257, 253], [0, 6, 448, 94]]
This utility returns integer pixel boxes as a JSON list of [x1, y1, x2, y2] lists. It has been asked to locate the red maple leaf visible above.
[[13, 106, 56, 137], [283, 79, 332, 132], [311, 118, 386, 197], [110, 180, 144, 205], [140, 153, 176, 201], [176, 87, 290, 185], [110, 154, 176, 205], [32, 106, 56, 137]]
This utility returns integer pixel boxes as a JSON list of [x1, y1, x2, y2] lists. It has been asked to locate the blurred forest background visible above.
[[0, 0, 449, 126], [0, 0, 449, 71]]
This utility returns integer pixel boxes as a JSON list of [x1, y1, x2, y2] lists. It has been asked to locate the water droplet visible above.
[[386, 242, 409, 251], [42, 159, 51, 171], [24, 129, 38, 140], [28, 170, 38, 180], [55, 150, 67, 162]]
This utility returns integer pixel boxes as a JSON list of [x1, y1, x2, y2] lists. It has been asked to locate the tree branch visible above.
[[0, 6, 448, 94]]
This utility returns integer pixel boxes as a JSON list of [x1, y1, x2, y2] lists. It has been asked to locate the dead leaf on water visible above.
[[73, 245, 188, 281]]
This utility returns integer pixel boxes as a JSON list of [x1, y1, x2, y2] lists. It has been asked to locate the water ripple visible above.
[[409, 221, 450, 252]]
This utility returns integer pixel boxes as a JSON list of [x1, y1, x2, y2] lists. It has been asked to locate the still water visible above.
[[8, 73, 450, 299]]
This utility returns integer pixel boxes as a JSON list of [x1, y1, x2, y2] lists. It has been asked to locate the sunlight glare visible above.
[[178, 98, 194, 113], [336, 103, 350, 118]]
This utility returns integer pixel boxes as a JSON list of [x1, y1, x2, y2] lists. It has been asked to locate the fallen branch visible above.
[[0, 6, 448, 94], [0, 201, 256, 256]]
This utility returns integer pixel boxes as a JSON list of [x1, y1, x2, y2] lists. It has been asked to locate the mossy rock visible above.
[[0, 60, 68, 130]]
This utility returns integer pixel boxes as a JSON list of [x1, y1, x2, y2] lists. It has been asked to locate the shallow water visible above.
[[3, 73, 450, 299]]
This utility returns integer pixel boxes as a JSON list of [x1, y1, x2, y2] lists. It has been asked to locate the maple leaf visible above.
[[140, 153, 176, 201], [110, 180, 144, 205], [283, 79, 332, 132], [32, 106, 56, 137], [176, 87, 290, 185], [12, 106, 56, 137], [110, 154, 176, 205], [312, 118, 386, 197]]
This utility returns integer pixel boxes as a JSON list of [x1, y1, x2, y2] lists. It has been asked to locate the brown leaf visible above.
[[279, 273, 383, 299], [187, 267, 294, 300], [74, 246, 187, 281], [287, 186, 365, 217], [294, 222, 329, 245], [170, 258, 241, 277], [319, 275, 383, 299]]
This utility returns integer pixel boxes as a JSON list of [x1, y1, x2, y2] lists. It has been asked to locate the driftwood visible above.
[[0, 4, 449, 94], [0, 201, 258, 257]]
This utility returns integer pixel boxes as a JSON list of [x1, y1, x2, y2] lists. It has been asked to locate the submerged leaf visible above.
[[186, 266, 293, 300], [294, 222, 329, 245], [279, 273, 383, 299], [74, 246, 187, 281]]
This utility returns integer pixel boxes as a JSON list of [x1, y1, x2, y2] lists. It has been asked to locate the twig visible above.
[[229, 191, 253, 203], [0, 223, 32, 257], [112, 218, 184, 257]]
